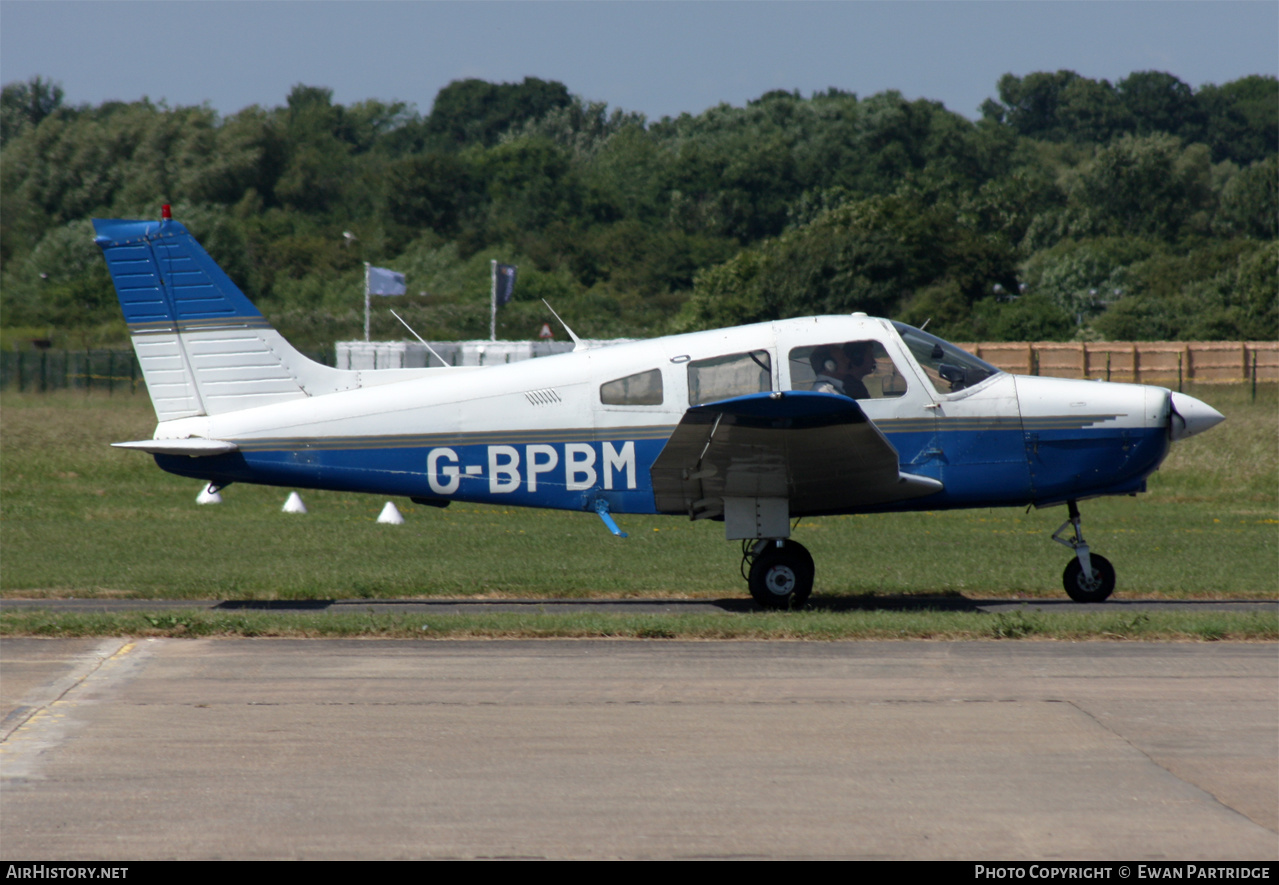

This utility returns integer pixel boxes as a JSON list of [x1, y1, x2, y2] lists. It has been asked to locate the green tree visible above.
[[181, 107, 284, 206], [1205, 75, 1279, 164], [983, 71, 1082, 141], [479, 137, 580, 241], [1067, 135, 1213, 240], [971, 293, 1075, 341], [383, 153, 476, 235], [1216, 155, 1279, 239], [1092, 240, 1275, 341], [0, 76, 65, 145], [1115, 71, 1201, 138], [580, 124, 669, 223], [1055, 77, 1132, 144], [425, 78, 572, 148], [504, 97, 647, 161], [678, 192, 1017, 333], [1022, 236, 1159, 322]]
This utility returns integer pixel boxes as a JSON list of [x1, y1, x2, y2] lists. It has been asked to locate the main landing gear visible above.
[[739, 502, 1115, 609], [1052, 500, 1116, 603], [742, 539, 814, 609]]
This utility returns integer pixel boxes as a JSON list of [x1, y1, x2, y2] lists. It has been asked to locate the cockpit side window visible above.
[[787, 341, 907, 400], [687, 350, 772, 406], [891, 322, 1001, 393], [600, 368, 664, 406]]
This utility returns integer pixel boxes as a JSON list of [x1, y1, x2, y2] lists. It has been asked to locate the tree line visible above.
[[1, 70, 1274, 349]]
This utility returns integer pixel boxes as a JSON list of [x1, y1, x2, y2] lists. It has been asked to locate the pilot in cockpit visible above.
[[809, 346, 848, 396], [809, 342, 877, 399]]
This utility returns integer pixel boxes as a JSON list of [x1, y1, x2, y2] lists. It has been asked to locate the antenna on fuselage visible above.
[[542, 299, 586, 352], [389, 309, 450, 367]]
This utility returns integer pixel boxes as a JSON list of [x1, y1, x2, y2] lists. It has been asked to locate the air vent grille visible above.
[[524, 388, 562, 406]]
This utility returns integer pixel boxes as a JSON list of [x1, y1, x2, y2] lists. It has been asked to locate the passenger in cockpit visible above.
[[841, 342, 876, 399]]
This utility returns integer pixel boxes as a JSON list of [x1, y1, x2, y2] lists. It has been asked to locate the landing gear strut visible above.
[[742, 539, 814, 609], [1052, 500, 1115, 603]]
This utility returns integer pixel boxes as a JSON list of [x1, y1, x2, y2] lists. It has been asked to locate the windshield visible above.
[[891, 322, 1001, 394]]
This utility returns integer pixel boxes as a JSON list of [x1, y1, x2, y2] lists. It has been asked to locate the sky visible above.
[[2, 1, 1276, 122]]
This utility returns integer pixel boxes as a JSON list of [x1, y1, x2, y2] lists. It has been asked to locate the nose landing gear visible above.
[[1053, 500, 1116, 602], [742, 539, 814, 609]]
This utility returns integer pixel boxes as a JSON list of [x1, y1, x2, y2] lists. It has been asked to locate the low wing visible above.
[[650, 391, 941, 519]]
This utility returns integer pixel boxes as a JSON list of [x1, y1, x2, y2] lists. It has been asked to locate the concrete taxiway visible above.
[[2, 639, 1276, 860]]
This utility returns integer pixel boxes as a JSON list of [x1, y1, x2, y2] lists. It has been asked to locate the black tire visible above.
[[748, 541, 815, 610], [1062, 554, 1116, 602]]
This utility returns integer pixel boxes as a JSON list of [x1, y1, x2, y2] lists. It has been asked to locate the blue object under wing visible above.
[[594, 499, 629, 537], [93, 218, 263, 327]]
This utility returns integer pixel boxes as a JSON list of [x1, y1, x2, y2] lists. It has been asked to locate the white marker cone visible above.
[[196, 483, 222, 505], [282, 491, 307, 514], [377, 501, 404, 524]]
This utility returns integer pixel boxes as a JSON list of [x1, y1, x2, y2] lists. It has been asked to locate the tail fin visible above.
[[94, 215, 355, 420]]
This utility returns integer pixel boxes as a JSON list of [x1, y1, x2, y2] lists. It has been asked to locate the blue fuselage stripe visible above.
[[153, 425, 1171, 515]]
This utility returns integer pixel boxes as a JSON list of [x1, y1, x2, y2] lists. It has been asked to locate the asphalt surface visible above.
[[2, 638, 1275, 860]]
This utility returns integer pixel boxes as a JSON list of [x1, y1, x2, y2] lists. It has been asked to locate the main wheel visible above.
[[748, 541, 815, 610], [1062, 554, 1115, 602]]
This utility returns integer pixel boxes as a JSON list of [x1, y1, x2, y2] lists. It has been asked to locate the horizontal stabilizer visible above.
[[112, 438, 239, 456]]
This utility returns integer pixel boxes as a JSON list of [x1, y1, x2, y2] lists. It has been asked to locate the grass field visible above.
[[3, 384, 1274, 609]]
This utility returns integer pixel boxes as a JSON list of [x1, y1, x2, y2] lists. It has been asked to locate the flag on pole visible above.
[[367, 266, 407, 296], [365, 263, 406, 341], [494, 263, 517, 307], [490, 261, 518, 340]]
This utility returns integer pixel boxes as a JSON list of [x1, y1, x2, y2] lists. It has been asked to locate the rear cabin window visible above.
[[600, 369, 664, 406], [687, 350, 772, 406], [788, 341, 907, 399]]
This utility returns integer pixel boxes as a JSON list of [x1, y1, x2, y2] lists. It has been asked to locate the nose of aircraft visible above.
[[1169, 391, 1226, 440]]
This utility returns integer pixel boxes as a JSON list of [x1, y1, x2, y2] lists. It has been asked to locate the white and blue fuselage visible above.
[[144, 321, 1178, 515], [95, 214, 1223, 605]]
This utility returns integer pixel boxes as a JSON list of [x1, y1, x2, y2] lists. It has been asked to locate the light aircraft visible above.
[[94, 209, 1225, 608]]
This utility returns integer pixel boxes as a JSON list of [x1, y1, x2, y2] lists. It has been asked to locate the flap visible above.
[[650, 391, 941, 518]]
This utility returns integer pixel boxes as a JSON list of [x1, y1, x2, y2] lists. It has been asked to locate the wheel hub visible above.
[[1077, 569, 1103, 591], [763, 564, 796, 596]]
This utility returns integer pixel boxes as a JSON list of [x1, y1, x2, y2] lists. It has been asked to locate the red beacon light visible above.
[[161, 204, 172, 220]]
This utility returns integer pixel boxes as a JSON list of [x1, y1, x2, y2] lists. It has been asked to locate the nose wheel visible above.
[[1063, 553, 1116, 603], [1053, 500, 1116, 602], [744, 540, 814, 609]]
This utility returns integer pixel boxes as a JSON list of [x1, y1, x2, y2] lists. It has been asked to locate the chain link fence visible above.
[[0, 349, 332, 394]]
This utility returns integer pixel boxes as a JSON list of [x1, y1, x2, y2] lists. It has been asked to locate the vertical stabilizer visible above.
[[93, 215, 356, 420]]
